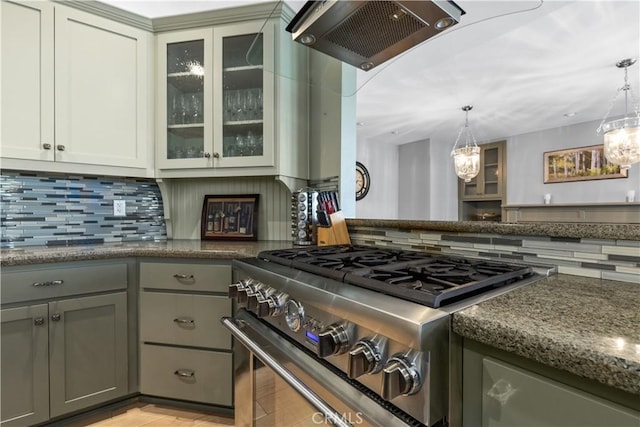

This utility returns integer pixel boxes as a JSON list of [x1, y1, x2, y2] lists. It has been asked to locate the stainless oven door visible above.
[[222, 309, 414, 427]]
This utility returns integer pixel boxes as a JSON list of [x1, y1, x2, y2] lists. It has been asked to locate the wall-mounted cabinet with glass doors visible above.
[[458, 141, 506, 221], [156, 18, 306, 179]]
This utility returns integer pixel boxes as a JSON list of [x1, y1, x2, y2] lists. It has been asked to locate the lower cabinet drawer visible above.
[[140, 292, 231, 349], [140, 345, 232, 407]]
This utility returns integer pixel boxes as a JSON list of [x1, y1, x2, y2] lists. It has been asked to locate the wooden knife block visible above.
[[317, 212, 351, 246]]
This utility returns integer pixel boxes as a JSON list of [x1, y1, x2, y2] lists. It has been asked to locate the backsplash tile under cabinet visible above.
[[0, 171, 166, 248]]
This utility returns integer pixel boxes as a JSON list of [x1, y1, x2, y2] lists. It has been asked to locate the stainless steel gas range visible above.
[[222, 245, 555, 427]]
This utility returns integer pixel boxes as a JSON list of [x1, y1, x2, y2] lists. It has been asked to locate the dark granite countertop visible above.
[[346, 219, 640, 240], [0, 239, 294, 267], [453, 275, 640, 396]]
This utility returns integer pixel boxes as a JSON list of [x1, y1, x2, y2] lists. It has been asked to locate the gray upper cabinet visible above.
[[1, 304, 50, 427]]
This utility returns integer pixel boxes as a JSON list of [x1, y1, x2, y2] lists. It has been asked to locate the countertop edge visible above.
[[346, 219, 640, 240]]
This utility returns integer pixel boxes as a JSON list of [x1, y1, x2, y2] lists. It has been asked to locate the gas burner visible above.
[[258, 245, 535, 308]]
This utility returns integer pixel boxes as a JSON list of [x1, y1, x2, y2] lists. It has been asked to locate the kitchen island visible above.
[[1, 226, 638, 425], [453, 275, 640, 397]]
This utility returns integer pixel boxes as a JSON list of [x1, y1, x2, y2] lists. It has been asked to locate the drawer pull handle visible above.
[[33, 280, 64, 287], [173, 274, 194, 280], [173, 318, 195, 325], [174, 369, 195, 378]]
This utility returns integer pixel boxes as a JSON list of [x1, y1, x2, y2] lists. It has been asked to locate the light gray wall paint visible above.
[[507, 118, 639, 204], [398, 139, 431, 220], [355, 141, 399, 219], [428, 138, 459, 220], [357, 118, 638, 220]]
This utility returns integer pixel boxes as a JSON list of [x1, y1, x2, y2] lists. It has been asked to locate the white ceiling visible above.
[[101, 0, 640, 148]]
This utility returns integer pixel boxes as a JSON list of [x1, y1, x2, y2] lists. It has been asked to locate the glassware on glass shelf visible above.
[[224, 90, 235, 122], [256, 88, 263, 120], [190, 93, 202, 124], [235, 134, 245, 156], [180, 94, 189, 124], [246, 131, 256, 155], [232, 90, 244, 121], [245, 89, 257, 121], [169, 92, 179, 125]]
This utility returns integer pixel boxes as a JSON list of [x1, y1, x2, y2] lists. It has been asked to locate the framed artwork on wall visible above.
[[543, 145, 628, 183], [201, 194, 259, 240]]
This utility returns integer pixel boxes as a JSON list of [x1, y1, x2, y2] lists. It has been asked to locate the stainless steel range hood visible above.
[[286, 0, 465, 71]]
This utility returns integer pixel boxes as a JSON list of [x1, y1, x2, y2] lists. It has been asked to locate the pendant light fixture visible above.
[[597, 58, 640, 170], [451, 105, 480, 182]]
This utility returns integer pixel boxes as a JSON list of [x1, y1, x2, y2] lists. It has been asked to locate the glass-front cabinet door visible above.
[[157, 29, 213, 169], [460, 141, 505, 199], [213, 21, 275, 168]]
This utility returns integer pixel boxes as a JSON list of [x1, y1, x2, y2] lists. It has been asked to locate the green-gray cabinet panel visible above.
[[2, 262, 127, 305], [49, 292, 128, 418], [140, 291, 231, 349], [139, 262, 231, 293], [480, 357, 640, 427], [140, 345, 232, 406], [1, 305, 49, 426]]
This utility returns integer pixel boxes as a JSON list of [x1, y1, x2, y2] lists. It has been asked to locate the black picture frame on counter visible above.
[[201, 194, 259, 241]]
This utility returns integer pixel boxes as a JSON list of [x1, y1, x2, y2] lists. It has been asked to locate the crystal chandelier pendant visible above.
[[598, 58, 640, 170], [451, 105, 480, 182]]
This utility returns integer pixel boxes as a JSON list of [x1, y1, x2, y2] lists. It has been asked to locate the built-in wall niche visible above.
[[460, 200, 502, 222]]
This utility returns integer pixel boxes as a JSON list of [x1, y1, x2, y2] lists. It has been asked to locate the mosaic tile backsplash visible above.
[[1, 171, 166, 248], [349, 226, 640, 284]]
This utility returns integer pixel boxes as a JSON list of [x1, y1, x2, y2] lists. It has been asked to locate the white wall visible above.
[[356, 118, 639, 220], [428, 137, 459, 220], [355, 141, 399, 219], [507, 118, 640, 204], [398, 139, 431, 219]]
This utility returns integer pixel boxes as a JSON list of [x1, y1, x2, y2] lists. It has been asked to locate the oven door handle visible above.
[[222, 316, 353, 427]]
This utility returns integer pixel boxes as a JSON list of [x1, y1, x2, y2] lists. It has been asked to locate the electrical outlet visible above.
[[113, 200, 126, 217]]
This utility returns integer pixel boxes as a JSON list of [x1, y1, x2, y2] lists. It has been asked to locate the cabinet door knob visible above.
[[34, 317, 45, 326], [203, 152, 211, 158], [56, 145, 66, 151], [212, 152, 220, 158], [174, 369, 195, 378], [42, 143, 52, 150], [51, 314, 61, 322]]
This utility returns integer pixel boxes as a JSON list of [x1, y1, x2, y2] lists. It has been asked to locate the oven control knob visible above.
[[284, 299, 304, 331], [257, 292, 288, 318], [238, 281, 264, 307], [317, 323, 350, 358], [348, 338, 384, 378], [228, 279, 248, 299], [381, 355, 422, 400], [247, 287, 274, 313]]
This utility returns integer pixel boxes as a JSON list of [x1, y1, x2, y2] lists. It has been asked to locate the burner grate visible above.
[[258, 245, 535, 308]]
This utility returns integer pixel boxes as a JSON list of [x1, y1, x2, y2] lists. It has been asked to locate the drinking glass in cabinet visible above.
[[165, 38, 205, 161]]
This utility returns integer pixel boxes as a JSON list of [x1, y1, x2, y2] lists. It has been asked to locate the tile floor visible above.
[[77, 403, 234, 427]]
